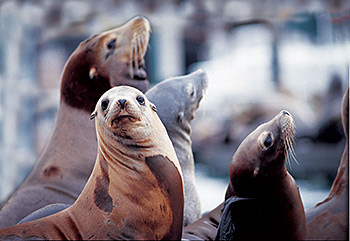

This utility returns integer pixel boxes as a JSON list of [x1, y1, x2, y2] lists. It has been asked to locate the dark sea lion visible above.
[[183, 110, 306, 240], [146, 69, 208, 226], [0, 86, 184, 240], [217, 110, 305, 240], [0, 16, 151, 228], [305, 88, 349, 240]]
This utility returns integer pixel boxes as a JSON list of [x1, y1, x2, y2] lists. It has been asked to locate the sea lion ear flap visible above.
[[177, 111, 184, 124], [89, 67, 98, 80], [90, 110, 97, 120], [150, 103, 157, 113], [253, 167, 259, 178]]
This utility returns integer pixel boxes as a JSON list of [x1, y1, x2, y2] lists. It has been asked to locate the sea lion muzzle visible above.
[[118, 99, 127, 109]]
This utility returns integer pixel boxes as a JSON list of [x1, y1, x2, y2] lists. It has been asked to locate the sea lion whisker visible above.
[[285, 137, 299, 166], [140, 34, 145, 50], [287, 138, 299, 165], [139, 30, 150, 50], [285, 139, 293, 170], [136, 26, 148, 36], [285, 135, 296, 157], [136, 36, 141, 62], [284, 138, 292, 167], [288, 136, 296, 155], [129, 43, 134, 79], [134, 38, 139, 70], [138, 36, 143, 60], [141, 32, 147, 51]]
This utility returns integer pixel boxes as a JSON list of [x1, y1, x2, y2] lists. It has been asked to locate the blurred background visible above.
[[0, 0, 349, 213]]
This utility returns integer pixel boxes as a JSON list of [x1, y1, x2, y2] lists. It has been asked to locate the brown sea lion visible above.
[[146, 69, 209, 226], [217, 110, 305, 240], [0, 86, 184, 240], [183, 110, 306, 240], [14, 70, 208, 228], [0, 15, 151, 228], [305, 88, 349, 240]]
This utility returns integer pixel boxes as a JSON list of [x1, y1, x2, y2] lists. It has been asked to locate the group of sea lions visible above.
[[0, 16, 348, 240]]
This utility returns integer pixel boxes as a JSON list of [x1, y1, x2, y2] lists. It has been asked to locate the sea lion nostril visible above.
[[118, 99, 127, 109], [282, 111, 290, 116]]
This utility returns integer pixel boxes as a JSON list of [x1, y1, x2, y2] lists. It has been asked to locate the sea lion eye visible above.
[[258, 131, 274, 150], [264, 134, 273, 148], [107, 39, 116, 49], [136, 95, 145, 105], [101, 99, 109, 111]]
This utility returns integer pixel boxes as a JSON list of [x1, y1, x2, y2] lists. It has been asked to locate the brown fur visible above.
[[305, 88, 349, 240], [61, 16, 150, 112], [183, 111, 306, 240], [0, 16, 151, 228], [223, 111, 305, 240], [0, 86, 184, 240]]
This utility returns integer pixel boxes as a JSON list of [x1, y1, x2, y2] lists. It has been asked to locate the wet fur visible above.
[[0, 16, 151, 228], [183, 111, 306, 240], [146, 69, 208, 226], [0, 86, 184, 240]]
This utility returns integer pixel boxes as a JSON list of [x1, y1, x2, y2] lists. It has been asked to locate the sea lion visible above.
[[183, 110, 306, 240], [0, 15, 151, 228], [146, 69, 208, 226], [182, 203, 223, 240], [0, 86, 184, 240], [12, 70, 208, 227], [217, 110, 306, 240], [305, 88, 349, 240]]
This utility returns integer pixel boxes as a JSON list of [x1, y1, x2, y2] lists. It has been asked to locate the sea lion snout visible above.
[[129, 15, 151, 31], [282, 110, 290, 116], [278, 110, 295, 138], [118, 99, 127, 109]]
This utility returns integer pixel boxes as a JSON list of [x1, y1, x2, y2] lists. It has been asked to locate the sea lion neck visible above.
[[60, 49, 111, 113], [96, 136, 147, 173], [39, 101, 97, 172]]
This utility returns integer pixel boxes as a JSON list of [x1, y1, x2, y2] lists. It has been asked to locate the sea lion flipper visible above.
[[18, 204, 70, 224], [215, 197, 260, 241], [215, 197, 236, 241]]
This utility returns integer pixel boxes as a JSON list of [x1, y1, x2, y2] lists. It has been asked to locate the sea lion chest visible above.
[[63, 154, 183, 240]]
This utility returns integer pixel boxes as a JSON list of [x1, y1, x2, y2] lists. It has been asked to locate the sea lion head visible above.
[[228, 110, 296, 198], [146, 69, 209, 136], [94, 16, 150, 89], [61, 16, 151, 112], [92, 86, 158, 149]]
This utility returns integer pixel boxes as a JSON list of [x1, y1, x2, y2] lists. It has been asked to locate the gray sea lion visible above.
[[0, 86, 184, 240], [146, 69, 208, 226], [0, 16, 151, 228]]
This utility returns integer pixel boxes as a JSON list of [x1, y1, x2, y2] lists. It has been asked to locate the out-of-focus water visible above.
[[195, 165, 330, 213]]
